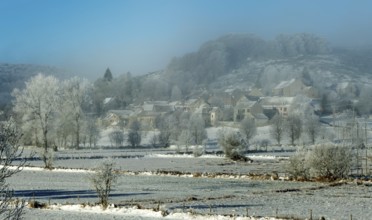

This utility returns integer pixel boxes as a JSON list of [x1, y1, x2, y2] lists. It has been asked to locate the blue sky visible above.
[[1, 0, 371, 78]]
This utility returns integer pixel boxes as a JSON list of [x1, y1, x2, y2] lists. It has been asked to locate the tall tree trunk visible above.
[[76, 119, 80, 149]]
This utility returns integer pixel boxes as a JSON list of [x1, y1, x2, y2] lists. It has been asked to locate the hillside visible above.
[[156, 33, 372, 100], [3, 33, 372, 116], [0, 63, 69, 114]]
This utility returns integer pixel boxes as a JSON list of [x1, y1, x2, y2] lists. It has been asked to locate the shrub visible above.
[[192, 146, 204, 157], [286, 151, 310, 180], [218, 131, 248, 161], [40, 150, 54, 170], [286, 144, 352, 181], [88, 159, 118, 209], [307, 144, 352, 180]]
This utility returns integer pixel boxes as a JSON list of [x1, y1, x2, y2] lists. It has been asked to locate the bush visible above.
[[286, 144, 352, 181], [286, 151, 310, 180], [218, 131, 248, 161], [307, 144, 352, 180], [39, 150, 54, 170], [88, 159, 118, 209], [192, 146, 204, 157]]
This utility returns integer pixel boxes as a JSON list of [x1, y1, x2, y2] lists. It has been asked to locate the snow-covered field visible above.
[[8, 148, 372, 220]]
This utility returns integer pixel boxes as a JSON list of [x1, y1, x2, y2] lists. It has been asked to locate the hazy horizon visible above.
[[1, 0, 372, 79]]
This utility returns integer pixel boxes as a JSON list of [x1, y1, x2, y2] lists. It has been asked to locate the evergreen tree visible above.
[[104, 68, 113, 82]]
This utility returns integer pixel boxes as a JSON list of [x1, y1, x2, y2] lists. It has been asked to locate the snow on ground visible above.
[[43, 204, 280, 220], [145, 153, 287, 160], [9, 148, 372, 220], [247, 155, 288, 160]]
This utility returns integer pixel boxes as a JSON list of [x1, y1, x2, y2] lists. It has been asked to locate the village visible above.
[[102, 76, 369, 146]]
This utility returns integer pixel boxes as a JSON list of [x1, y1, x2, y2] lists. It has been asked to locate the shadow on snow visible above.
[[170, 203, 263, 210], [13, 189, 151, 200]]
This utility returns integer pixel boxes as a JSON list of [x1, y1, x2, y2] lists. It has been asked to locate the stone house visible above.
[[272, 78, 317, 97], [210, 107, 222, 127], [135, 111, 160, 130], [193, 101, 212, 126], [104, 110, 135, 128], [247, 88, 264, 101], [234, 96, 264, 122], [137, 101, 175, 129], [259, 97, 294, 117]]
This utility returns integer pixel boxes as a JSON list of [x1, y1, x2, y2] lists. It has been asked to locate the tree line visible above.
[[12, 74, 99, 168]]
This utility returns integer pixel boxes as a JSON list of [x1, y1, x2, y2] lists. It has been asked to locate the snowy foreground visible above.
[[25, 203, 282, 220], [9, 149, 372, 219]]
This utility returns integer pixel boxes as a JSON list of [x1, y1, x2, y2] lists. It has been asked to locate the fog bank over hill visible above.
[[1, 1, 372, 79], [2, 32, 372, 113], [139, 33, 372, 98]]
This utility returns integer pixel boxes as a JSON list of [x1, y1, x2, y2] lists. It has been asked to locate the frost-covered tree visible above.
[[289, 95, 313, 117], [140, 79, 170, 101], [286, 114, 303, 146], [240, 118, 256, 151], [270, 114, 284, 145], [307, 144, 352, 180], [88, 159, 118, 209], [12, 74, 60, 168], [178, 129, 193, 153], [188, 114, 207, 145], [275, 33, 329, 57], [218, 130, 248, 161], [127, 120, 141, 147], [109, 130, 124, 147], [60, 77, 91, 149], [149, 133, 158, 148], [157, 114, 180, 148], [85, 116, 100, 148], [0, 117, 27, 219], [305, 115, 320, 145]]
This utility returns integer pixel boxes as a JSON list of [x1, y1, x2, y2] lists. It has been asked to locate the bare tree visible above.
[[286, 114, 303, 146], [86, 116, 100, 148], [305, 116, 320, 145], [127, 120, 141, 147], [149, 133, 158, 148], [12, 74, 60, 169], [270, 114, 284, 145], [158, 130, 171, 148], [88, 159, 118, 209], [188, 114, 207, 146], [109, 130, 124, 147], [239, 118, 256, 151], [178, 129, 192, 153], [157, 115, 177, 148], [0, 117, 27, 219]]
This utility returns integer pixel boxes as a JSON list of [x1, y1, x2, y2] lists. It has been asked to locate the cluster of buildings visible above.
[[104, 78, 319, 130]]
